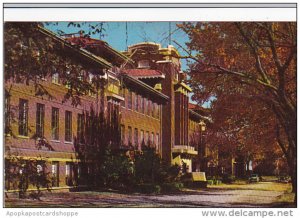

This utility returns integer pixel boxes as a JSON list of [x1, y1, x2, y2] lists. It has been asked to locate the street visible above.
[[5, 181, 294, 208]]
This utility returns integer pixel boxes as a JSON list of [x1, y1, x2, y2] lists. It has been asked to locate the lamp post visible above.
[[198, 120, 206, 172]]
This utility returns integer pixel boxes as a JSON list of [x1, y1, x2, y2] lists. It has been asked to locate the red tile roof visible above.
[[189, 103, 211, 114], [189, 103, 198, 110], [65, 36, 106, 48], [123, 69, 164, 78]]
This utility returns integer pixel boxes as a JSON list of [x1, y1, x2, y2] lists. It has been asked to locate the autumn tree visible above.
[[179, 22, 296, 201], [206, 95, 288, 176]]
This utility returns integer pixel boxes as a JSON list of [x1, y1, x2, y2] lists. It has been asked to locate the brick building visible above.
[[4, 26, 207, 190], [122, 43, 205, 172], [119, 73, 168, 153], [4, 26, 128, 190]]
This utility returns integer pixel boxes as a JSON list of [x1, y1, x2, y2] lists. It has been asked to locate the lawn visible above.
[[208, 181, 292, 192], [5, 181, 295, 208]]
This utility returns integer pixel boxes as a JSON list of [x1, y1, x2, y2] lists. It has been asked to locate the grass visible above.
[[275, 185, 295, 205], [261, 176, 279, 181], [5, 181, 295, 208], [208, 181, 292, 192], [276, 192, 295, 204]]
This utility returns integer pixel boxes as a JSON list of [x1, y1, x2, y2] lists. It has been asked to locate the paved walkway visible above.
[[5, 182, 293, 208]]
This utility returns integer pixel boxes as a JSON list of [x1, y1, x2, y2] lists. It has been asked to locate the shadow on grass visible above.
[[5, 184, 296, 208]]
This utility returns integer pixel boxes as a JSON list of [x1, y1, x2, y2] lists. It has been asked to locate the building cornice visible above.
[[38, 26, 112, 69], [101, 41, 134, 65], [121, 74, 169, 103], [178, 81, 192, 92]]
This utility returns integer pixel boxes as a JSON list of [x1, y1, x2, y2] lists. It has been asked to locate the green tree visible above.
[[5, 154, 52, 199], [134, 147, 167, 184], [100, 148, 133, 188]]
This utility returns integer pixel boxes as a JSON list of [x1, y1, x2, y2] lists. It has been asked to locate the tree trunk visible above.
[[288, 155, 297, 206], [274, 100, 296, 205], [286, 137, 297, 206]]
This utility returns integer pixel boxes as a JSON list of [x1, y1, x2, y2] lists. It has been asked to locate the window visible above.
[[135, 94, 139, 111], [141, 97, 145, 114], [37, 164, 43, 174], [65, 71, 71, 89], [87, 73, 95, 96], [77, 164, 82, 182], [65, 111, 72, 142], [157, 104, 161, 119], [18, 99, 28, 136], [151, 132, 154, 145], [78, 70, 84, 81], [148, 100, 152, 116], [52, 72, 59, 84], [132, 92, 136, 111], [65, 162, 74, 186], [127, 90, 132, 109], [146, 131, 149, 145], [5, 96, 10, 135], [51, 107, 59, 140], [52, 162, 59, 187], [156, 133, 160, 150], [152, 103, 156, 117], [140, 130, 144, 146], [131, 92, 134, 109], [134, 128, 138, 148], [88, 72, 94, 83], [120, 88, 125, 107], [66, 163, 70, 178], [155, 103, 160, 118], [145, 98, 148, 115], [138, 60, 150, 68], [77, 114, 84, 143], [36, 103, 45, 138], [121, 125, 125, 145], [128, 126, 132, 146]]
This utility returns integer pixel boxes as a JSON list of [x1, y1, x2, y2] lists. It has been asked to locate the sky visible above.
[[45, 22, 210, 106], [45, 22, 192, 70]]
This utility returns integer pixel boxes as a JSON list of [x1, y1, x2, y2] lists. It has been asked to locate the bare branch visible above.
[[173, 40, 195, 58], [281, 46, 296, 73], [234, 23, 271, 84], [259, 23, 283, 71], [208, 64, 278, 91], [173, 39, 278, 92]]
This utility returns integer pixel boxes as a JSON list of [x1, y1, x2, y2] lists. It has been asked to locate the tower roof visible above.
[[123, 69, 165, 79]]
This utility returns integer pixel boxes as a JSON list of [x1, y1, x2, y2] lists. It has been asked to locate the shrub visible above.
[[165, 164, 181, 182], [161, 182, 184, 192], [207, 180, 214, 185], [134, 147, 164, 184], [221, 174, 235, 184], [87, 146, 183, 191], [207, 179, 222, 185], [137, 183, 161, 194], [100, 148, 134, 188]]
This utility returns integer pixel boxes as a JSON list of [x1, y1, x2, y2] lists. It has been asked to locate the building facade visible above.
[[4, 26, 207, 190], [5, 26, 119, 189], [122, 43, 202, 172]]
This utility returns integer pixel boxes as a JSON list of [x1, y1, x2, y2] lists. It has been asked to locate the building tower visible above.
[[124, 42, 197, 171]]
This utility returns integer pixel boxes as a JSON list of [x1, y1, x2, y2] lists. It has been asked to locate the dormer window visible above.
[[138, 60, 150, 69]]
